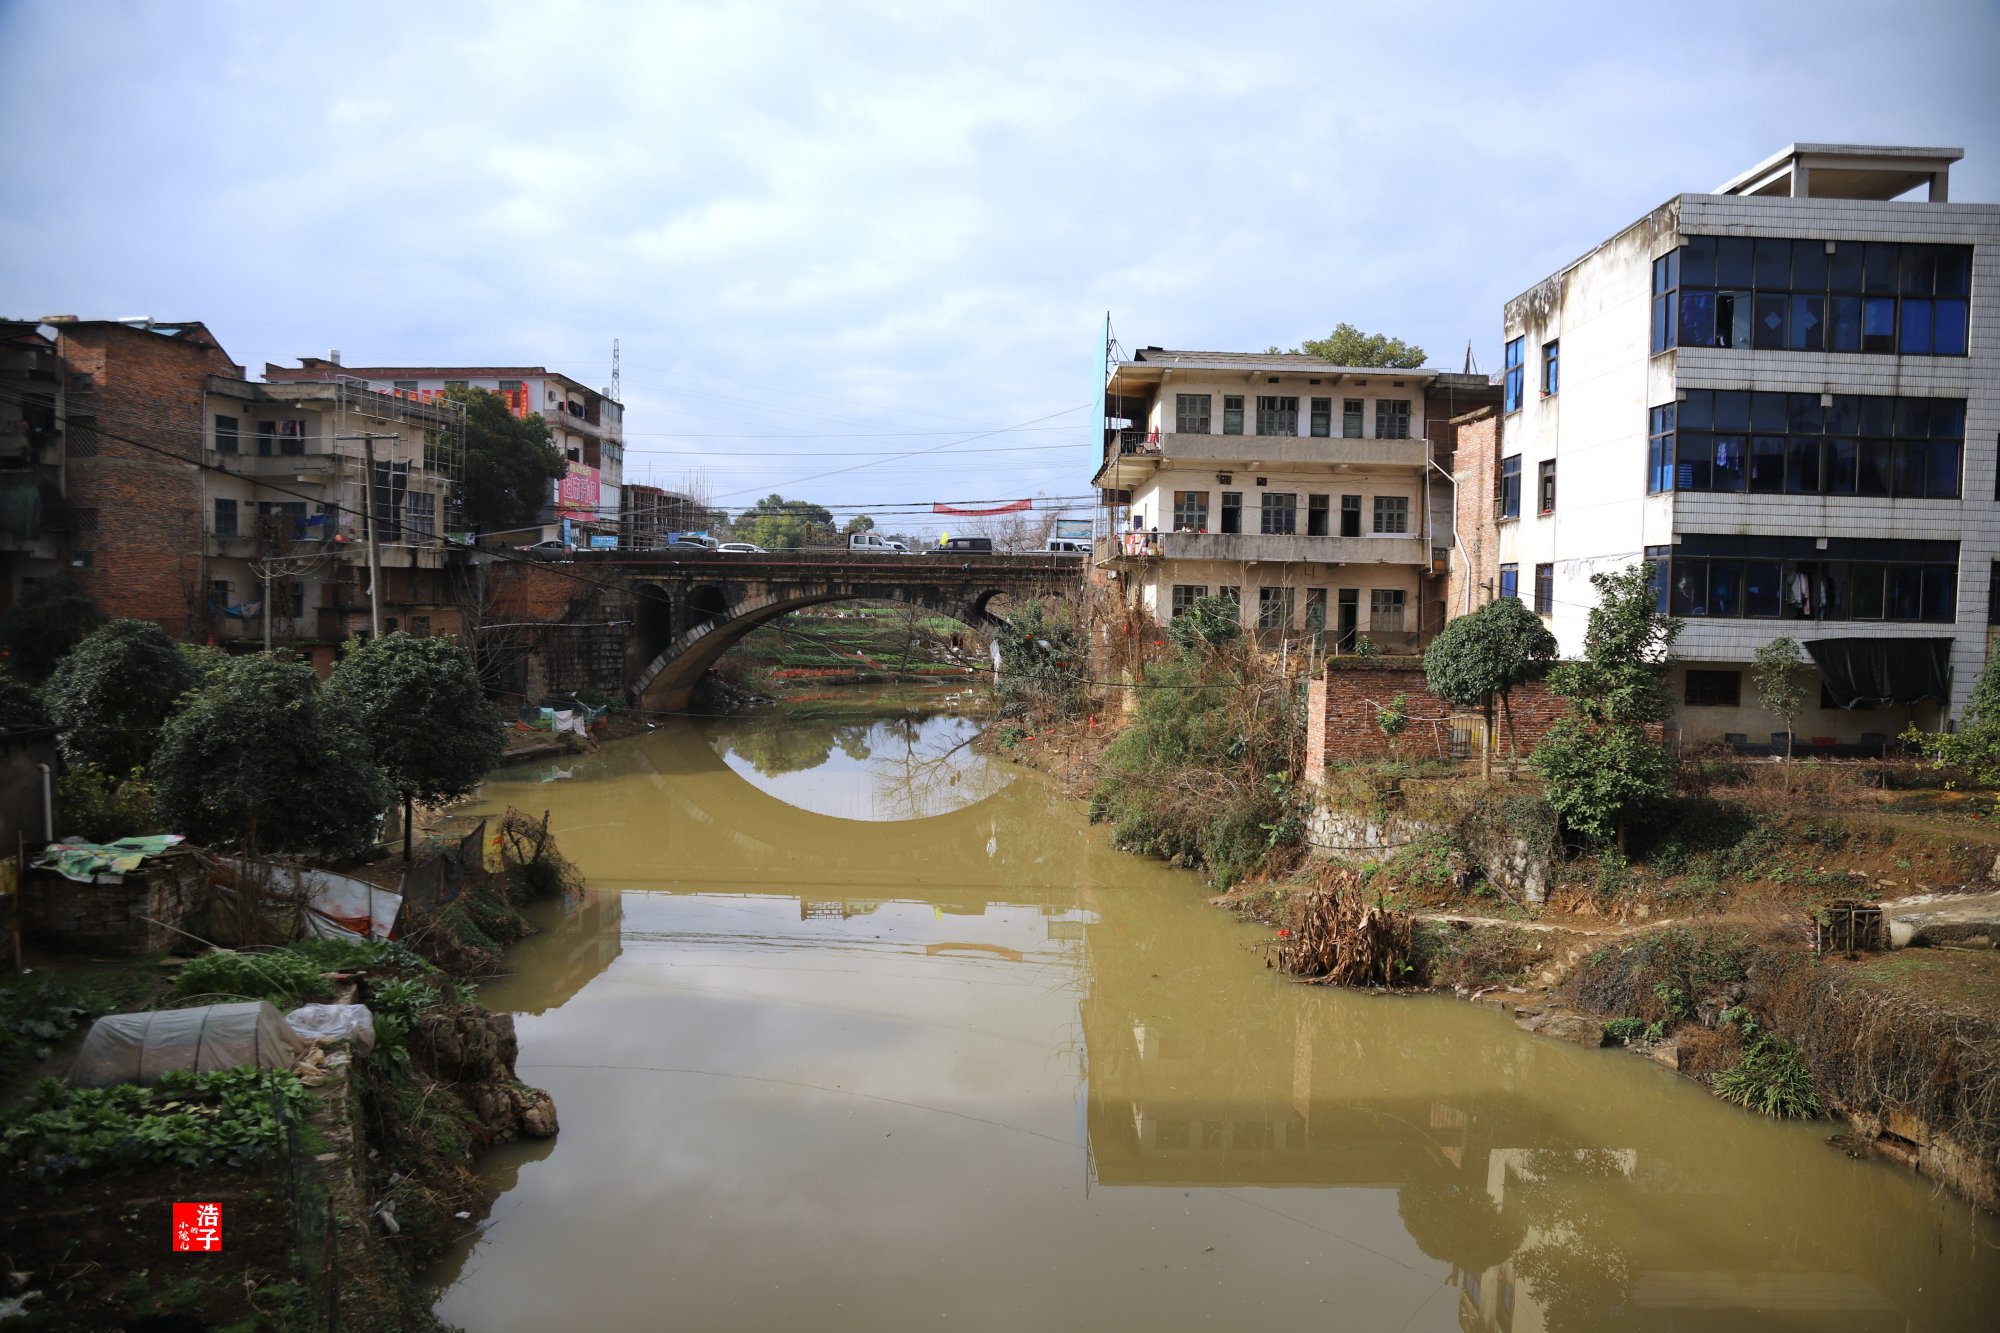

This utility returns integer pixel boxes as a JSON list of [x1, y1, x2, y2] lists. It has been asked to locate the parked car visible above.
[[926, 537, 994, 555], [664, 540, 713, 553], [1045, 538, 1090, 555], [516, 539, 575, 559], [848, 531, 906, 554], [717, 542, 767, 554]]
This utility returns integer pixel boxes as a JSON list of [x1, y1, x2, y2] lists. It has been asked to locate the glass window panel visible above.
[[1790, 241, 1827, 291], [1928, 400, 1965, 439], [1817, 563, 1849, 621], [1896, 397, 1930, 438], [1934, 247, 1971, 297], [1934, 299, 1968, 356], [1680, 236, 1716, 286], [1752, 293, 1788, 348], [1677, 389, 1712, 430], [1829, 295, 1863, 351], [1825, 394, 1859, 434], [1709, 560, 1742, 617], [1851, 564, 1886, 619], [1670, 560, 1708, 616], [1827, 241, 1864, 290], [1309, 398, 1331, 437], [1863, 242, 1901, 293], [1717, 236, 1754, 286], [1787, 393, 1824, 434], [1927, 440, 1961, 499], [1922, 566, 1955, 622], [1676, 433, 1713, 490], [1783, 562, 1816, 619], [1665, 248, 1678, 290], [1653, 254, 1671, 295], [1750, 392, 1787, 433], [1862, 297, 1897, 351], [1679, 290, 1716, 346], [1899, 299, 1933, 355], [1825, 438, 1858, 494], [1714, 390, 1750, 432], [1786, 438, 1821, 493], [1901, 244, 1937, 296], [1788, 294, 1825, 351], [1753, 237, 1791, 287], [1889, 565, 1924, 620], [1858, 396, 1895, 435], [1856, 441, 1893, 496], [1892, 441, 1928, 497], [1728, 293, 1753, 349], [1745, 561, 1783, 617], [1748, 436, 1785, 492], [1711, 435, 1745, 491]]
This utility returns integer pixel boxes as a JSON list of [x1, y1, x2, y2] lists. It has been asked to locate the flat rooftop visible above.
[[1716, 143, 1963, 202]]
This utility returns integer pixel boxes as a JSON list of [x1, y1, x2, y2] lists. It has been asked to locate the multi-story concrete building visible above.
[[266, 358, 624, 547], [1093, 348, 1495, 650], [617, 483, 701, 552], [1489, 144, 1995, 748], [0, 321, 68, 616]]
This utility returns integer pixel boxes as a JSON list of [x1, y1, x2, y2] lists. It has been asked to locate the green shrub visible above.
[[1601, 1016, 1647, 1043], [0, 974, 106, 1086], [367, 976, 440, 1050], [1713, 1010, 1823, 1118], [1, 1068, 312, 1180], [170, 949, 330, 1007]]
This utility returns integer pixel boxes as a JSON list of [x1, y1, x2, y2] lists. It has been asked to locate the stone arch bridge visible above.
[[557, 551, 1080, 711]]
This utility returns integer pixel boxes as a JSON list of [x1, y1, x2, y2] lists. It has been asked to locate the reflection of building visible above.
[[505, 886, 624, 1017], [266, 357, 625, 547]]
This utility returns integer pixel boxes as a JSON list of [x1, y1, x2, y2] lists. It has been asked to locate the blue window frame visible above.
[[1667, 235, 1968, 357], [1647, 404, 1675, 494], [1498, 454, 1521, 518], [1499, 564, 1519, 600], [1542, 341, 1559, 396], [1651, 251, 1679, 352], [1503, 337, 1524, 412]]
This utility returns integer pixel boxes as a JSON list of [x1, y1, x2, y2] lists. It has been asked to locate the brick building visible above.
[[0, 320, 68, 617]]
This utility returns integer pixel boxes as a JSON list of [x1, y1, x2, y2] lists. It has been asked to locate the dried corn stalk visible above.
[[1275, 887, 1425, 988]]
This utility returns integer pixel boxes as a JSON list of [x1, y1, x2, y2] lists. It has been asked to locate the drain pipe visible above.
[[39, 762, 54, 841]]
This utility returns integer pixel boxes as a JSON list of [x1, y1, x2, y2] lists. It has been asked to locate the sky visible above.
[[2, 0, 1996, 528]]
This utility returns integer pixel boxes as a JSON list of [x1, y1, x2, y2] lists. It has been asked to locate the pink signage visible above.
[[558, 461, 600, 520]]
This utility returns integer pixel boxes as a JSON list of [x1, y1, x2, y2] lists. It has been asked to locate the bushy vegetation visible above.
[[170, 948, 332, 1007], [0, 973, 107, 1087], [1, 1068, 312, 1181], [44, 618, 198, 775], [0, 572, 100, 680], [1093, 597, 1303, 888], [1904, 655, 2000, 789], [1712, 1007, 1822, 1118], [1424, 596, 1557, 779], [55, 761, 161, 842], [995, 598, 1088, 724]]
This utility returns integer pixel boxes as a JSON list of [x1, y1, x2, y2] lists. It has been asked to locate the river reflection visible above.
[[432, 696, 1999, 1332]]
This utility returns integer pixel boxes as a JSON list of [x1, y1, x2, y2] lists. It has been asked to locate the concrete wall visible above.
[[1303, 665, 1566, 769]]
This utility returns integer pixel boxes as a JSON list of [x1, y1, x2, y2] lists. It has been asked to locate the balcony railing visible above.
[[1096, 429, 1427, 487], [1100, 530, 1428, 567]]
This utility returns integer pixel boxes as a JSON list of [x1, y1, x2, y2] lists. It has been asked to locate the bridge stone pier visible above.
[[492, 551, 1080, 713]]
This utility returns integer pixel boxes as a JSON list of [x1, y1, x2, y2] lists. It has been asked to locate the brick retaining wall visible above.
[[20, 853, 206, 955], [1305, 662, 1565, 769]]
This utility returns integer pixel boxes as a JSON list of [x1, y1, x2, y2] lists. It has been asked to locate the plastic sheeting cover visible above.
[[71, 1001, 305, 1088], [285, 1003, 376, 1055]]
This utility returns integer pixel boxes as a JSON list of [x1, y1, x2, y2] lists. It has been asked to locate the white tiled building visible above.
[[1094, 349, 1495, 650], [1493, 145, 1997, 749]]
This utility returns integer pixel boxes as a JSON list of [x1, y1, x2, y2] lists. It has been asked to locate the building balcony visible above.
[[1097, 530, 1428, 568], [1093, 430, 1428, 489], [208, 447, 342, 480]]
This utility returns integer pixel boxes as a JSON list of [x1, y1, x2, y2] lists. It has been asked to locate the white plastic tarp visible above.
[[285, 1003, 377, 1054], [70, 1001, 305, 1088], [218, 858, 403, 941]]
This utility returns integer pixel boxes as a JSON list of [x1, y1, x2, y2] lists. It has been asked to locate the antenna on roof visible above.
[[611, 337, 621, 402], [1462, 340, 1481, 376]]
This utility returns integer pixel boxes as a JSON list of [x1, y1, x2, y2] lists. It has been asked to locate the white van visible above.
[[848, 532, 907, 554], [1046, 537, 1090, 555]]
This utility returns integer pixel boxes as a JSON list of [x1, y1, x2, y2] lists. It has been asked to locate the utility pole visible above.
[[337, 432, 400, 639]]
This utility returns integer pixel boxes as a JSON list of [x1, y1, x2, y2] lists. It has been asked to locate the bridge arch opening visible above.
[[634, 583, 674, 666], [688, 584, 729, 631]]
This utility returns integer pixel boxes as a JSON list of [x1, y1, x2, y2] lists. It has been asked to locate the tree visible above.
[[449, 386, 567, 532], [1166, 595, 1242, 652], [0, 669, 48, 736], [1903, 657, 2000, 789], [43, 619, 199, 775], [844, 514, 875, 534], [1528, 564, 1681, 848], [1752, 636, 1807, 762], [1301, 323, 1427, 369], [2, 574, 101, 680], [735, 494, 835, 550], [322, 632, 505, 859], [152, 653, 389, 859], [1424, 597, 1559, 780]]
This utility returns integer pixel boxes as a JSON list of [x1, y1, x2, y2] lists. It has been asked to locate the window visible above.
[[1305, 587, 1327, 631], [258, 501, 308, 540], [1222, 395, 1245, 435], [1375, 399, 1411, 440], [1260, 492, 1297, 535], [1256, 395, 1298, 436], [256, 419, 307, 457], [1538, 459, 1557, 514], [1992, 560, 2000, 625], [1668, 235, 1968, 357], [392, 380, 418, 392], [1684, 670, 1742, 708], [1341, 399, 1364, 438], [213, 497, 238, 538], [285, 580, 307, 619], [1646, 544, 1671, 612], [1372, 495, 1409, 534], [1173, 490, 1209, 531], [1216, 586, 1241, 610], [1663, 532, 1957, 623], [215, 415, 239, 454], [1220, 491, 1242, 534], [1533, 562, 1554, 615], [208, 579, 232, 609], [1499, 564, 1519, 600], [1176, 394, 1211, 434], [407, 490, 436, 541], [1170, 584, 1210, 618], [1498, 454, 1521, 518], [1339, 494, 1361, 538], [1309, 397, 1332, 437], [1503, 337, 1524, 412], [1370, 589, 1406, 633], [1257, 586, 1294, 630], [1665, 390, 1963, 499], [1541, 341, 1559, 396], [408, 616, 430, 637], [1306, 493, 1329, 537]]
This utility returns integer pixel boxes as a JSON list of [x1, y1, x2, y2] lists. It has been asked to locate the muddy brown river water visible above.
[[428, 693, 1999, 1331]]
